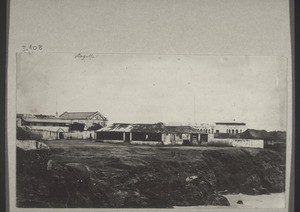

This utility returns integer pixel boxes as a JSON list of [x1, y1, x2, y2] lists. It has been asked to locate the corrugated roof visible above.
[[164, 126, 202, 134], [97, 123, 165, 133], [22, 117, 71, 124], [97, 123, 202, 134], [17, 114, 56, 119], [59, 111, 107, 120], [215, 122, 246, 126], [98, 123, 135, 132]]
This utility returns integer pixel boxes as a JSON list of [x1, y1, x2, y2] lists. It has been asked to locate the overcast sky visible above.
[[16, 53, 287, 131]]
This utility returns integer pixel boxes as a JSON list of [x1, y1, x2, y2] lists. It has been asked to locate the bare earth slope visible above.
[[17, 140, 285, 208]]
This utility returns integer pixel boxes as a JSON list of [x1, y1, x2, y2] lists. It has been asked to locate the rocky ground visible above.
[[17, 140, 286, 208]]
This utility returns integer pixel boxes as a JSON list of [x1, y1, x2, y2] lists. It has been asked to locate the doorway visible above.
[[59, 132, 64, 139], [190, 133, 199, 144], [125, 132, 130, 142], [200, 134, 208, 142]]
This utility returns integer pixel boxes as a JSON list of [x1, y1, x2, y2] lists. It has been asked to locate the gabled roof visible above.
[[240, 129, 273, 140], [59, 111, 107, 121], [97, 123, 202, 134]]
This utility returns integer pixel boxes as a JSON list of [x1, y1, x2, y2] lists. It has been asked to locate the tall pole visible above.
[[194, 94, 196, 124], [56, 93, 58, 117]]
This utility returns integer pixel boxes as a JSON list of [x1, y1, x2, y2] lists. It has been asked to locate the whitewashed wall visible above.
[[28, 129, 59, 140], [16, 140, 49, 150], [208, 138, 264, 148], [130, 140, 162, 146], [101, 140, 124, 144], [214, 125, 247, 134], [162, 133, 190, 145], [64, 131, 95, 140]]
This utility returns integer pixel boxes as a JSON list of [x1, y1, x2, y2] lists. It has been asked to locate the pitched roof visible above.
[[97, 123, 202, 134], [240, 129, 273, 140], [59, 111, 107, 120]]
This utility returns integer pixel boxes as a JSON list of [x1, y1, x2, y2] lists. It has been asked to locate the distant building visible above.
[[17, 111, 108, 140], [59, 111, 108, 130], [96, 123, 207, 145], [17, 114, 70, 130], [16, 114, 70, 139], [214, 122, 247, 134]]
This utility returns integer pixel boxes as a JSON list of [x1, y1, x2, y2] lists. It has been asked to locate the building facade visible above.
[[59, 111, 108, 130], [96, 123, 207, 145], [17, 114, 70, 131], [213, 122, 247, 134]]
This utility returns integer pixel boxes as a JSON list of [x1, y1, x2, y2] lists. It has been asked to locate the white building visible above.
[[214, 122, 247, 134], [59, 111, 108, 130]]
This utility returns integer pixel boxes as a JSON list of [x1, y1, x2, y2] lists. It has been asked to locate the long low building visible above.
[[96, 123, 208, 145]]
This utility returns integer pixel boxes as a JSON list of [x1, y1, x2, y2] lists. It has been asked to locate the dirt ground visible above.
[[43, 139, 258, 164]]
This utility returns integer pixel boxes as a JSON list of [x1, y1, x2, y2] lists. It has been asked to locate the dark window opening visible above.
[[132, 132, 162, 141], [97, 132, 123, 140], [200, 134, 208, 142]]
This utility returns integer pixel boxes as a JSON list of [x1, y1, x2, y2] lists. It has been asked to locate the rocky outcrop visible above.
[[17, 144, 285, 208], [17, 140, 51, 175]]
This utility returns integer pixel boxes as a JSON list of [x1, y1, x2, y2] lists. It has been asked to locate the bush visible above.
[[69, 122, 85, 131], [87, 123, 103, 131], [264, 142, 286, 153], [17, 127, 43, 141]]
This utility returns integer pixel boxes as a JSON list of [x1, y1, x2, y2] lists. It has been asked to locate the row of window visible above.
[[199, 129, 214, 134], [199, 129, 243, 134], [226, 129, 243, 134], [23, 122, 68, 127]]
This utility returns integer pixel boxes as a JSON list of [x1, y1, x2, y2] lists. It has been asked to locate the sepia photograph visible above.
[[15, 53, 288, 209]]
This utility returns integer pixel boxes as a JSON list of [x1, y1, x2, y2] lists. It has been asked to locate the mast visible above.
[[55, 93, 58, 117], [194, 94, 196, 124]]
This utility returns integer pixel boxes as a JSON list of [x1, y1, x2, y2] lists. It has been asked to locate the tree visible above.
[[17, 127, 42, 140], [69, 122, 85, 131], [87, 123, 103, 131]]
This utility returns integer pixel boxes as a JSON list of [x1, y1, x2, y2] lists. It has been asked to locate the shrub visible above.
[[264, 142, 286, 153], [87, 123, 103, 131], [17, 127, 43, 141]]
